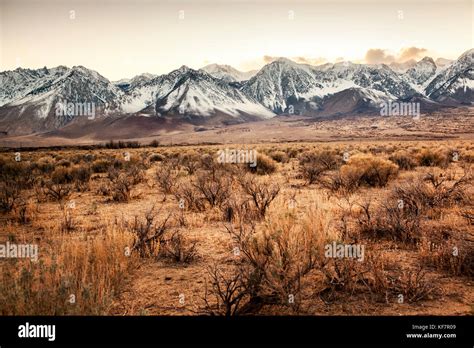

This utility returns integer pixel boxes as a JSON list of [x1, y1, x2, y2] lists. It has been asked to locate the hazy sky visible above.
[[0, 0, 472, 80]]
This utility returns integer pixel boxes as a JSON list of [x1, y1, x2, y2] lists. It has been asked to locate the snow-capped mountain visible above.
[[316, 62, 416, 99], [389, 60, 417, 73], [424, 49, 473, 104], [201, 64, 257, 82], [242, 58, 324, 113], [114, 73, 156, 91], [0, 66, 69, 107], [435, 58, 454, 68], [0, 49, 472, 135], [118, 66, 201, 114], [0, 66, 123, 133], [144, 66, 273, 120], [242, 58, 417, 114], [404, 57, 437, 87], [118, 66, 273, 120]]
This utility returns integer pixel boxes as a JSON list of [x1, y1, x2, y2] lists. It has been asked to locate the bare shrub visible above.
[[299, 150, 341, 185], [391, 267, 438, 303], [156, 160, 179, 194], [161, 230, 197, 263], [322, 249, 439, 303], [269, 150, 289, 163], [173, 180, 206, 212], [356, 198, 421, 244], [199, 153, 216, 171], [421, 228, 474, 278], [149, 153, 165, 163], [193, 169, 232, 208], [12, 198, 36, 224], [0, 181, 20, 212], [43, 181, 72, 206], [358, 250, 393, 302], [357, 167, 472, 245], [389, 150, 417, 170], [179, 151, 201, 175], [320, 257, 366, 295], [0, 158, 35, 190], [389, 168, 472, 214], [33, 156, 55, 174], [91, 159, 112, 173], [126, 165, 145, 185], [70, 165, 92, 191], [106, 168, 134, 202], [51, 167, 74, 184], [239, 175, 280, 218], [322, 171, 357, 195], [422, 168, 472, 207], [127, 207, 171, 258], [418, 148, 450, 168], [223, 206, 334, 312], [203, 264, 250, 316], [221, 196, 258, 223]]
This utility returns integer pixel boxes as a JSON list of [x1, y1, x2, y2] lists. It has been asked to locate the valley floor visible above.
[[0, 109, 473, 148], [0, 137, 473, 316]]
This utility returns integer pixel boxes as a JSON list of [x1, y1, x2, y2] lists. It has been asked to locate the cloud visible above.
[[364, 49, 396, 64], [243, 47, 431, 71], [398, 47, 428, 62], [263, 55, 280, 64], [293, 56, 327, 65], [363, 47, 429, 64]]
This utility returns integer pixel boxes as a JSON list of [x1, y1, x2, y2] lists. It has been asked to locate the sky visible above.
[[0, 0, 472, 80]]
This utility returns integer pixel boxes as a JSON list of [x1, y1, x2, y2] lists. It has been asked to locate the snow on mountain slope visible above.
[[389, 60, 417, 73], [114, 73, 156, 91], [118, 66, 194, 114], [242, 58, 324, 112], [435, 58, 454, 68], [0, 66, 124, 132], [0, 66, 69, 106], [154, 67, 274, 119], [1, 49, 472, 136], [242, 58, 417, 114], [317, 62, 416, 99], [201, 64, 257, 82], [425, 48, 474, 103], [404, 57, 437, 87]]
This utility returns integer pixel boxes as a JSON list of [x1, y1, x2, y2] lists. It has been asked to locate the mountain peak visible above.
[[458, 48, 474, 62], [272, 57, 298, 65], [177, 65, 190, 72], [419, 56, 436, 65], [201, 64, 257, 82], [405, 56, 437, 87], [332, 61, 356, 70], [203, 63, 232, 70]]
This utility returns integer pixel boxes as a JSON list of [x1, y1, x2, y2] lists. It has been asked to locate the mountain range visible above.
[[0, 49, 472, 136]]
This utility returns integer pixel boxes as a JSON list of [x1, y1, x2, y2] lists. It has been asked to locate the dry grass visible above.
[[0, 139, 473, 315]]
